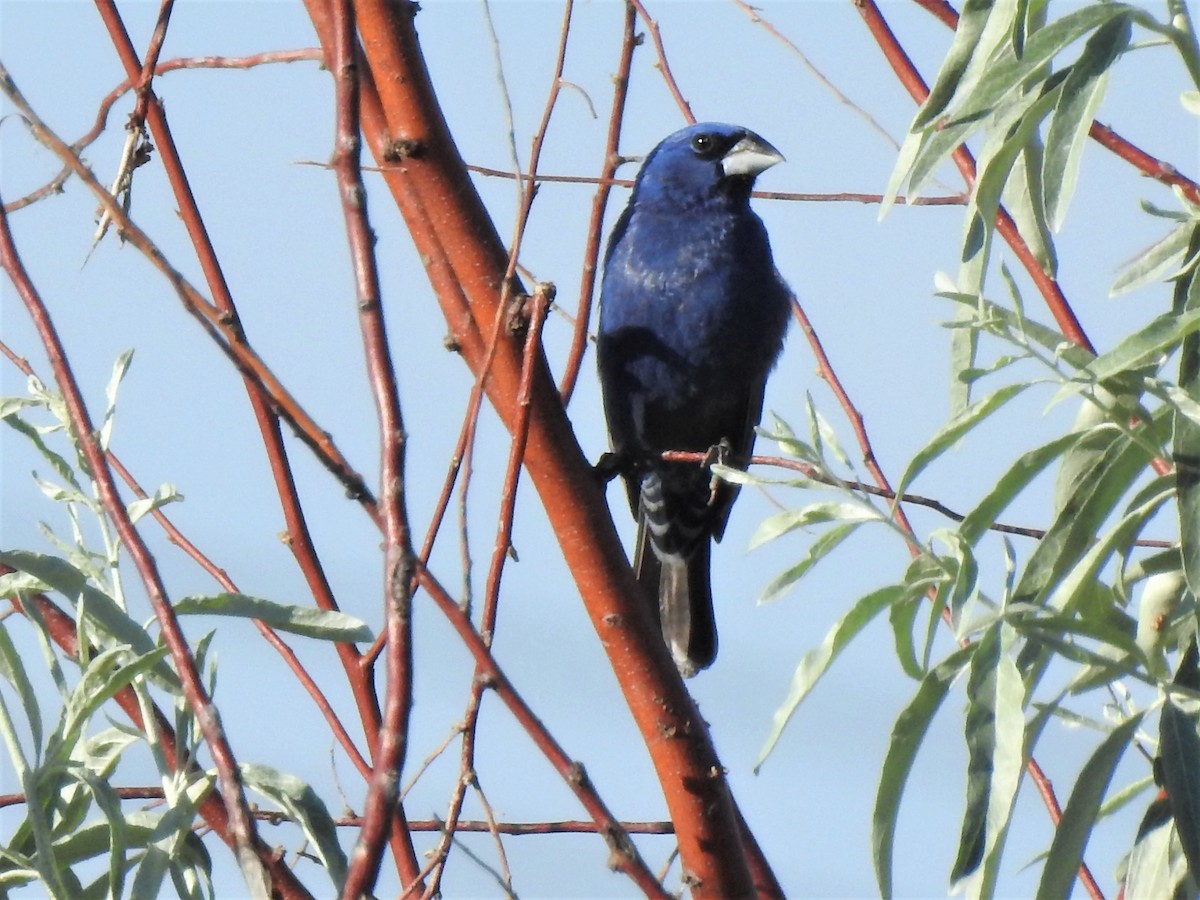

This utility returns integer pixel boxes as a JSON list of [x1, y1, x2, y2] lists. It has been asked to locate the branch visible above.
[[301, 0, 769, 894]]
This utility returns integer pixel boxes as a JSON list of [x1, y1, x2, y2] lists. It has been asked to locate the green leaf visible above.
[[1174, 226, 1200, 602], [1112, 219, 1199, 297], [960, 433, 1080, 546], [98, 350, 134, 452], [173, 593, 372, 642], [1011, 411, 1164, 611], [913, 0, 1005, 130], [1034, 712, 1144, 899], [951, 624, 1022, 889], [874, 645, 976, 899], [1043, 13, 1131, 231], [950, 4, 1133, 127], [241, 763, 348, 888], [757, 584, 909, 770], [1001, 135, 1058, 278], [126, 483, 183, 524], [0, 622, 43, 756], [0, 550, 165, 669], [896, 383, 1029, 502], [1160, 692, 1200, 879], [747, 501, 882, 550], [1073, 306, 1200, 387], [1122, 797, 1194, 899], [757, 522, 859, 604]]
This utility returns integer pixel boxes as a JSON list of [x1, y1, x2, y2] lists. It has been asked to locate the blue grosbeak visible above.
[[598, 123, 791, 676]]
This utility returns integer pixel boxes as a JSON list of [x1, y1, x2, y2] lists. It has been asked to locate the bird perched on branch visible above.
[[597, 123, 791, 677]]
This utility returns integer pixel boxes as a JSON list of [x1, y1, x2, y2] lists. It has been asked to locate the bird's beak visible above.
[[721, 133, 785, 178]]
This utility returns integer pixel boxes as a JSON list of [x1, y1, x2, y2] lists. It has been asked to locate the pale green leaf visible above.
[[1034, 713, 1144, 899], [241, 763, 348, 888], [748, 502, 882, 550], [173, 593, 372, 642], [1043, 14, 1131, 230], [757, 585, 908, 770], [757, 523, 859, 605], [896, 383, 1029, 501], [874, 645, 976, 899]]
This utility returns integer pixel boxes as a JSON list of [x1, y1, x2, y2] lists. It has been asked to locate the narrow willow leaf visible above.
[[1042, 475, 1173, 617], [173, 594, 372, 642], [241, 763, 348, 889], [126, 483, 182, 524], [1043, 13, 1131, 230], [961, 432, 1081, 545], [757, 585, 909, 770], [1034, 712, 1144, 899], [758, 523, 859, 605], [98, 350, 133, 452], [965, 636, 1025, 898], [1159, 694, 1200, 878], [1002, 135, 1058, 277], [0, 550, 161, 664], [1112, 219, 1198, 297], [913, 0, 999, 130], [874, 646, 976, 899], [48, 647, 169, 771], [748, 501, 881, 550], [1123, 798, 1193, 899], [1075, 307, 1200, 386], [950, 297, 981, 412], [0, 624, 42, 756], [1173, 226, 1200, 601], [970, 83, 1061, 255], [950, 4, 1133, 127], [952, 625, 1004, 885], [896, 383, 1029, 501], [1012, 413, 1164, 610]]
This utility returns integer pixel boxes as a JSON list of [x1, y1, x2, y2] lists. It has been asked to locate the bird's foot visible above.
[[703, 439, 734, 504], [594, 450, 632, 484]]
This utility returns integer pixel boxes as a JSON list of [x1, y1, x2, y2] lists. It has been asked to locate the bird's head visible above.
[[631, 123, 784, 212]]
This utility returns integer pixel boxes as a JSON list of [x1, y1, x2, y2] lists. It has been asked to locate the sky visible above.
[[1, 0, 1198, 897]]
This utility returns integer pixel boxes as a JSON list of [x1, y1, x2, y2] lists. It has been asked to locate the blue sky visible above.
[[2, 1, 1198, 896]]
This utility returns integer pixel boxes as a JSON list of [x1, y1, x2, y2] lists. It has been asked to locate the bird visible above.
[[597, 122, 791, 677]]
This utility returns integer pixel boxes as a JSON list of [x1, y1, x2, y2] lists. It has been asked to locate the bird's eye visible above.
[[690, 133, 719, 158]]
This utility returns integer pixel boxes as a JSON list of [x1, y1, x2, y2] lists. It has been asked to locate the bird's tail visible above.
[[634, 518, 716, 678]]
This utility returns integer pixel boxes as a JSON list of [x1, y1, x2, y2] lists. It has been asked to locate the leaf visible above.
[[1034, 712, 1144, 899], [960, 433, 1080, 545], [747, 501, 882, 550], [874, 645, 976, 899], [757, 522, 859, 604], [0, 622, 43, 755], [241, 763, 348, 889], [1122, 797, 1194, 899], [127, 483, 183, 524], [98, 350, 133, 452], [1074, 306, 1200, 387], [1001, 134, 1058, 277], [951, 624, 1024, 893], [1043, 13, 1131, 230], [1012, 411, 1164, 610], [896, 383, 1029, 502], [756, 584, 909, 770], [172, 593, 372, 642], [1112, 219, 1199, 297], [1174, 226, 1200, 602], [950, 4, 1133, 127], [1160, 692, 1200, 879], [913, 0, 1004, 130], [0, 550, 163, 666]]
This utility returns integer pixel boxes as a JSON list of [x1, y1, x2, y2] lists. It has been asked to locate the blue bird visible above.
[[597, 123, 791, 677]]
